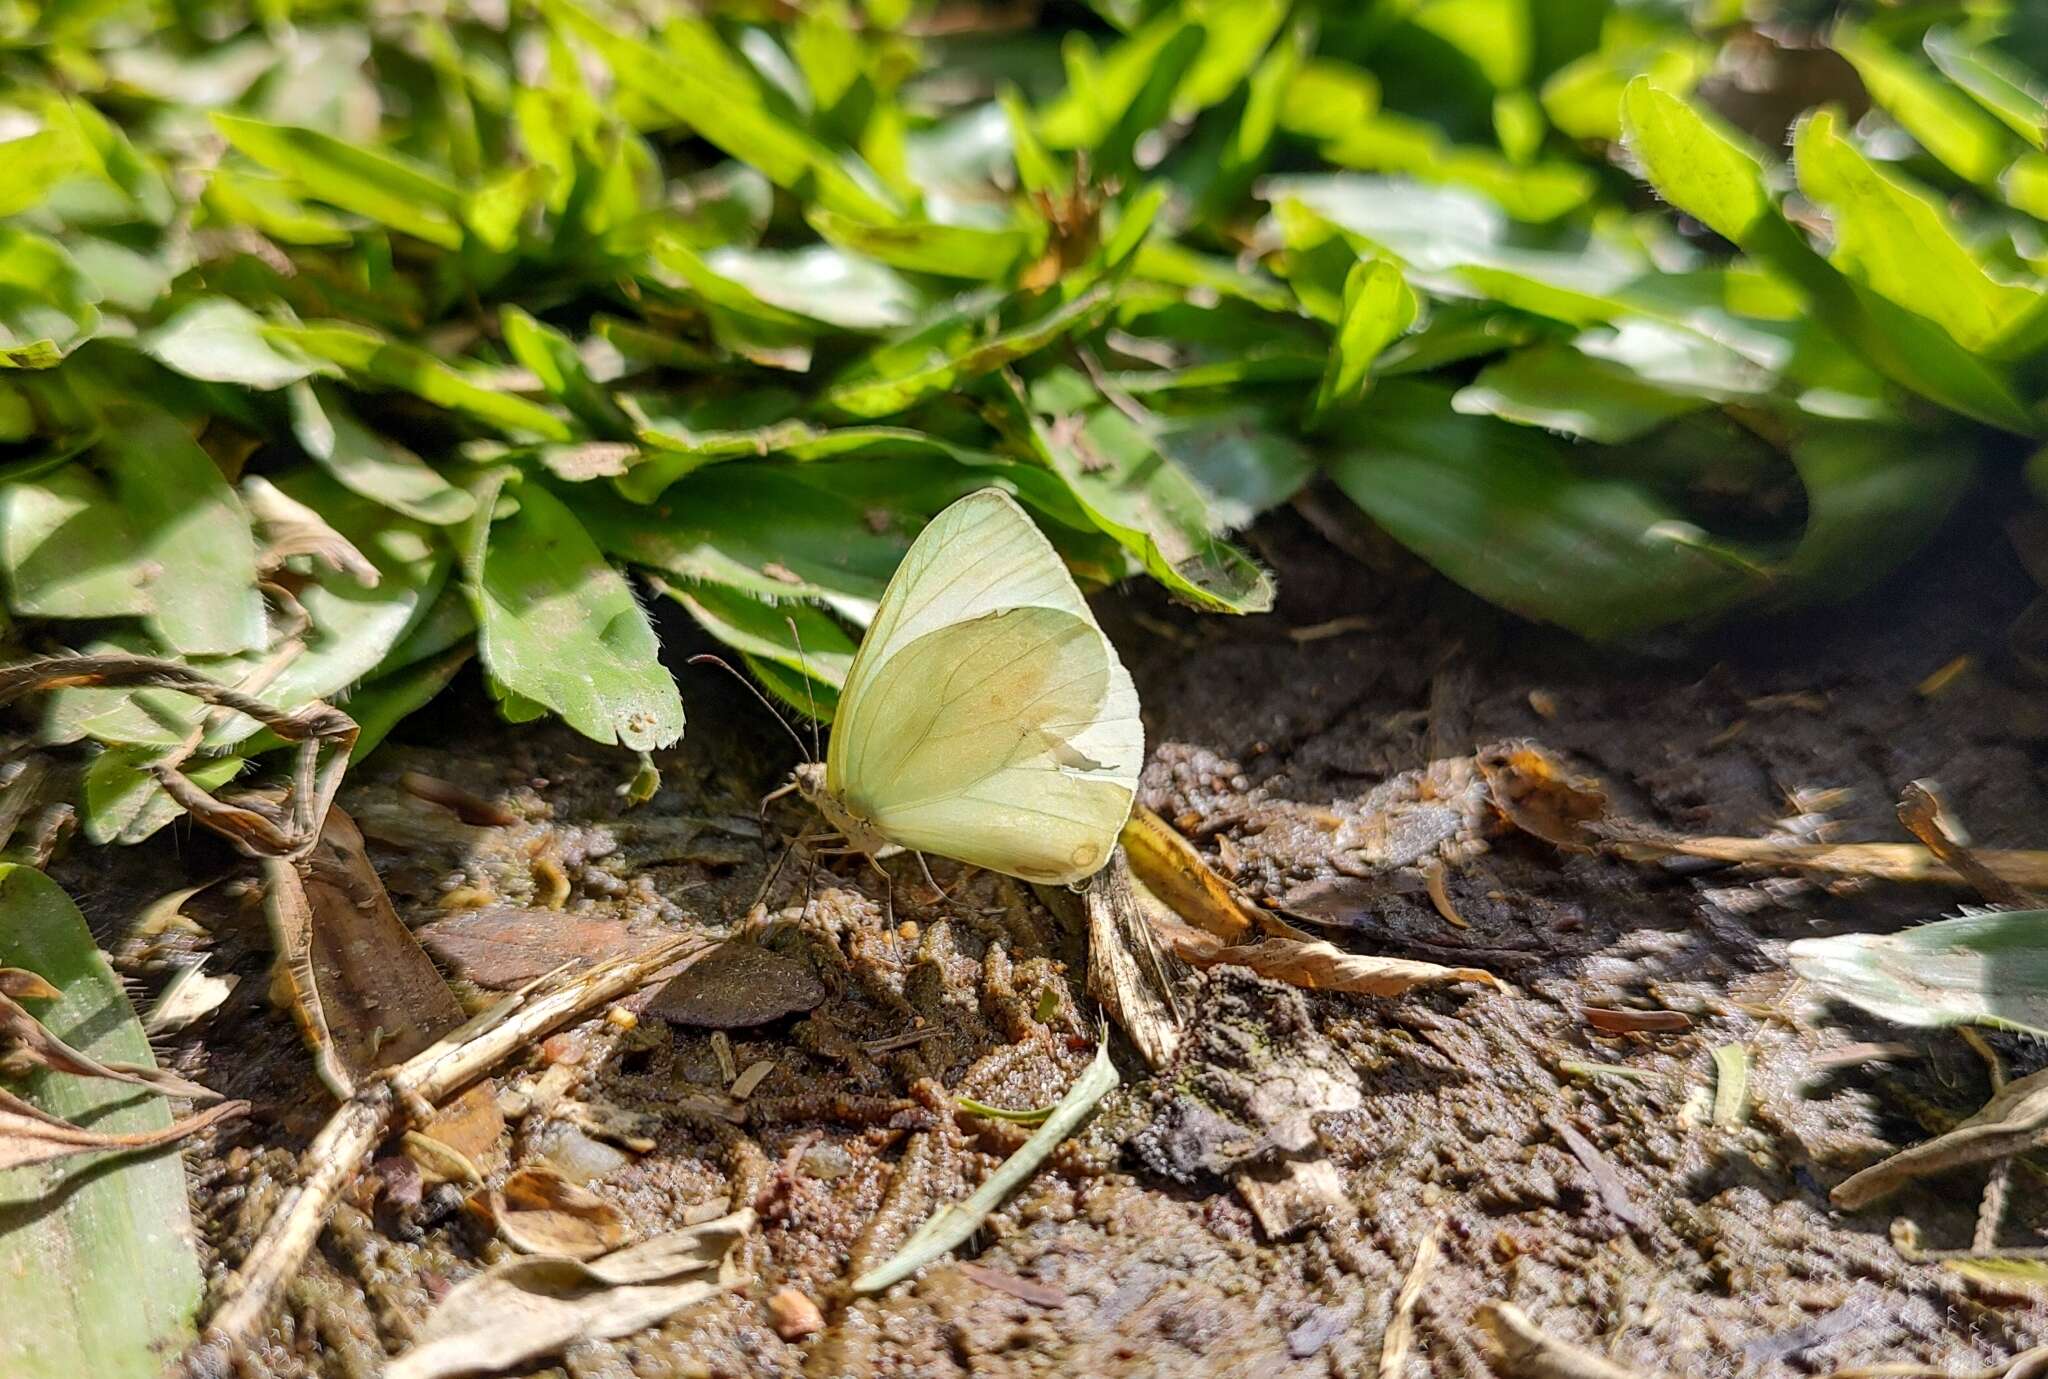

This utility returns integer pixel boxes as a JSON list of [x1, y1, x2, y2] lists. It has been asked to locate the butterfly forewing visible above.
[[825, 489, 1143, 884]]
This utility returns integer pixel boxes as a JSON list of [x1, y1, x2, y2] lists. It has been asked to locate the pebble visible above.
[[767, 1287, 825, 1340]]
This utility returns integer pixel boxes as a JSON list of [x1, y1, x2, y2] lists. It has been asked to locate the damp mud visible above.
[[60, 484, 2048, 1378]]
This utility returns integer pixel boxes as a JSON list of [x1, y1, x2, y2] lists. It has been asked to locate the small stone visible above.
[[767, 1287, 825, 1340], [540, 1033, 585, 1065], [647, 942, 825, 1030]]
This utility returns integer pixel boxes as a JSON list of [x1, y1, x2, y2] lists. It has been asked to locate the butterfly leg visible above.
[[913, 850, 951, 902]]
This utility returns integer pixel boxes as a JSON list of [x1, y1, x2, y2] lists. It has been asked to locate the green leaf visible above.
[[548, 0, 898, 222], [1924, 28, 2048, 153], [500, 307, 633, 440], [1325, 381, 1975, 639], [1619, 79, 1772, 245], [213, 113, 466, 250], [1788, 910, 2048, 1037], [0, 865, 210, 1376], [1834, 25, 2017, 188], [805, 207, 1030, 281], [1453, 344, 1710, 443], [826, 280, 1118, 418], [458, 471, 685, 751], [288, 383, 476, 526], [141, 299, 319, 390], [1793, 109, 2048, 358], [273, 323, 572, 441], [651, 578, 854, 718], [82, 746, 243, 845], [97, 405, 267, 656], [1313, 257, 1417, 417], [0, 463, 152, 619], [0, 229, 101, 368], [1004, 369, 1274, 614]]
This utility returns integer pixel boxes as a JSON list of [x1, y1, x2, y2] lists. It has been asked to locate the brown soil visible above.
[[63, 483, 2048, 1378]]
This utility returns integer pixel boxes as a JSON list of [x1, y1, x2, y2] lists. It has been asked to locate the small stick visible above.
[[1606, 834, 2048, 890], [1478, 1303, 1668, 1379], [1378, 1223, 1440, 1379], [182, 934, 707, 1375]]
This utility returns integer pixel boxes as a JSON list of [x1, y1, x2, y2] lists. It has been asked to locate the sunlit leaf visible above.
[[0, 865, 211, 1376], [213, 113, 466, 249], [142, 299, 319, 390], [1789, 910, 2048, 1037], [459, 471, 685, 751], [97, 404, 266, 657]]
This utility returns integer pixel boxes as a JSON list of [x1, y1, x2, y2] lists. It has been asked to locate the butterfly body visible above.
[[797, 489, 1142, 886]]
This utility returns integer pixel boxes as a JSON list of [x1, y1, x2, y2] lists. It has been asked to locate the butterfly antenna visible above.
[[688, 653, 810, 759], [782, 616, 823, 764]]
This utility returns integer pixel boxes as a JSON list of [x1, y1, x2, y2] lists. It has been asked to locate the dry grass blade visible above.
[[1898, 780, 2031, 906], [387, 1210, 754, 1379], [1479, 1302, 1669, 1379], [1831, 1065, 2048, 1210], [1380, 1224, 1441, 1379], [0, 653, 356, 860], [851, 1040, 1118, 1295], [1155, 921, 1496, 997], [1049, 849, 1184, 1070], [0, 990, 221, 1099]]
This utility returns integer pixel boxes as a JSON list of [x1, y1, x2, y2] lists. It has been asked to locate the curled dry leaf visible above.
[[1832, 1066, 2048, 1210], [387, 1209, 754, 1379], [0, 1084, 248, 1171], [1119, 805, 1259, 943], [0, 990, 222, 1100], [0, 968, 61, 1001], [1475, 741, 1610, 852], [473, 1166, 630, 1260], [1157, 924, 1496, 998]]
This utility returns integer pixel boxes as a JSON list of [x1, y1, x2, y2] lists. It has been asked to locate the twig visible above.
[[1478, 1303, 1668, 1379], [1379, 1223, 1440, 1379], [0, 654, 355, 860], [1821, 1345, 2048, 1379], [181, 935, 706, 1375], [1606, 834, 2048, 890]]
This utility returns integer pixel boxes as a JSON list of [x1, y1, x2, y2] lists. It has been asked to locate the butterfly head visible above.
[[791, 761, 894, 860]]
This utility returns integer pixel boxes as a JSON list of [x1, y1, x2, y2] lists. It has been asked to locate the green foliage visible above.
[[1, 0, 2046, 837], [0, 865, 210, 1375]]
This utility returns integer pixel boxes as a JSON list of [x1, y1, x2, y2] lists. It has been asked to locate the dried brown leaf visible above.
[[0, 968, 60, 1001], [1158, 927, 1495, 997], [475, 1166, 630, 1260], [1833, 1066, 2048, 1210], [0, 1084, 247, 1171], [1119, 806, 1260, 943], [386, 1210, 754, 1379], [1475, 741, 1611, 852], [0, 991, 221, 1100]]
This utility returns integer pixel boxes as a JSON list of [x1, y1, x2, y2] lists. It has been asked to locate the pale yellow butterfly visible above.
[[794, 487, 1142, 885]]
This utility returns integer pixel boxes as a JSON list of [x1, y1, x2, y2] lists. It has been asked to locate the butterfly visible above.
[[792, 487, 1143, 886]]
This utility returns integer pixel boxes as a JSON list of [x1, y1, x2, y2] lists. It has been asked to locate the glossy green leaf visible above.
[[81, 746, 244, 845], [0, 230, 101, 369], [1795, 109, 2047, 357], [213, 113, 466, 249], [273, 323, 572, 441], [288, 383, 475, 526], [1454, 344, 1709, 443], [459, 471, 685, 751], [651, 578, 854, 718], [1314, 257, 1417, 416], [1834, 26, 2017, 188], [98, 405, 267, 657], [1006, 369, 1273, 613], [0, 865, 211, 1377], [142, 299, 319, 390], [0, 464, 152, 619], [548, 0, 897, 222], [1925, 28, 2048, 153], [806, 207, 1030, 281], [1619, 79, 1772, 245]]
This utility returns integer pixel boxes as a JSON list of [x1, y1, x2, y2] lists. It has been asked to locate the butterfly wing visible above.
[[828, 489, 1141, 884]]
